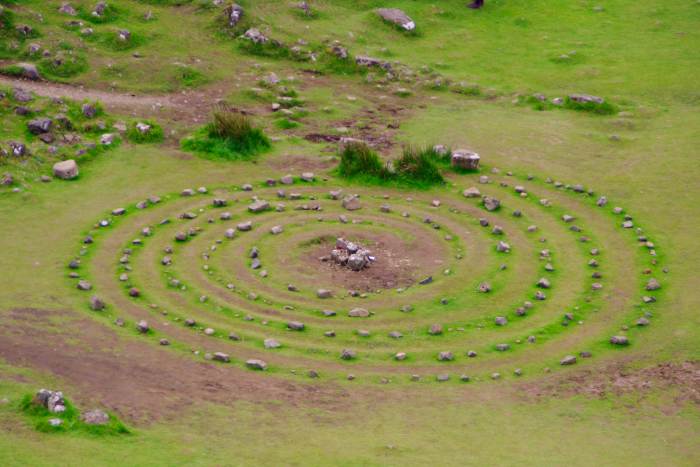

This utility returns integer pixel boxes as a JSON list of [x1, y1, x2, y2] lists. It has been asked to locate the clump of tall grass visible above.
[[393, 146, 445, 184], [336, 142, 444, 187], [181, 104, 270, 160]]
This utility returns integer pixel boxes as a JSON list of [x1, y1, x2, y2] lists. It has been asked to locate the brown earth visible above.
[[0, 307, 357, 425], [521, 359, 700, 406], [299, 230, 444, 292]]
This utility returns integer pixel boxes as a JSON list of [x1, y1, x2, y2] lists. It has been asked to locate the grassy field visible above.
[[0, 0, 698, 465]]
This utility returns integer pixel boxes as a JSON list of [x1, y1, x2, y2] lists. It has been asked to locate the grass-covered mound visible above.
[[20, 393, 129, 435], [336, 142, 445, 187], [181, 105, 271, 160]]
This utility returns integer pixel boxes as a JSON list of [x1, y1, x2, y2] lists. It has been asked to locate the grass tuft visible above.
[[181, 105, 270, 160], [337, 141, 387, 179], [126, 120, 164, 144], [393, 146, 445, 185], [336, 142, 445, 187]]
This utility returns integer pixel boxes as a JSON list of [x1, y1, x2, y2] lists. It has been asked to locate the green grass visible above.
[[0, 0, 698, 464], [392, 146, 445, 185], [337, 142, 445, 187], [37, 52, 89, 79], [336, 141, 388, 179], [19, 393, 129, 435], [126, 121, 164, 144], [181, 107, 270, 160]]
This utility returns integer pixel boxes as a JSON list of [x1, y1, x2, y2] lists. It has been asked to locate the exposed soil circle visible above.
[[293, 230, 445, 292]]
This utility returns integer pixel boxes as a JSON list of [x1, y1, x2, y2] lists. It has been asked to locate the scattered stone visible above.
[[342, 194, 362, 211], [32, 389, 66, 413], [213, 352, 230, 363], [246, 359, 267, 370], [317, 289, 332, 299], [28, 118, 52, 135], [376, 8, 416, 31], [483, 196, 500, 211], [637, 317, 650, 327], [89, 296, 105, 311], [438, 351, 454, 361], [610, 335, 629, 346], [264, 338, 281, 349], [248, 200, 270, 213], [81, 409, 109, 425], [569, 94, 605, 105], [340, 349, 357, 360], [560, 355, 577, 365], [53, 160, 79, 180], [348, 307, 369, 318], [136, 320, 149, 333], [224, 3, 243, 27], [237, 221, 253, 231], [451, 149, 480, 170], [463, 187, 481, 198]]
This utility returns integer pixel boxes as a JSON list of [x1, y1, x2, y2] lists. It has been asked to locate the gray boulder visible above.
[[248, 200, 269, 213], [242, 28, 268, 44], [560, 355, 577, 365], [225, 3, 243, 27], [451, 149, 480, 170], [348, 307, 369, 318], [28, 118, 52, 134], [15, 63, 40, 80], [342, 195, 362, 211], [53, 160, 79, 179], [483, 196, 500, 211]]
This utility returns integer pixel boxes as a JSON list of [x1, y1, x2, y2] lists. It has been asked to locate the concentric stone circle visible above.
[[66, 169, 664, 384]]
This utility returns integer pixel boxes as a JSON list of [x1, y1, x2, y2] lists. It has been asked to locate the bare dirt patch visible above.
[[522, 360, 700, 406], [297, 231, 443, 291], [0, 308, 356, 425], [265, 154, 336, 172]]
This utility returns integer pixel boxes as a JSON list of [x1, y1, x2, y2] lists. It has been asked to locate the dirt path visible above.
[[0, 75, 233, 125]]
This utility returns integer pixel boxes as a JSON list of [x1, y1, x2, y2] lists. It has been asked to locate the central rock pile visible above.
[[327, 238, 375, 271]]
